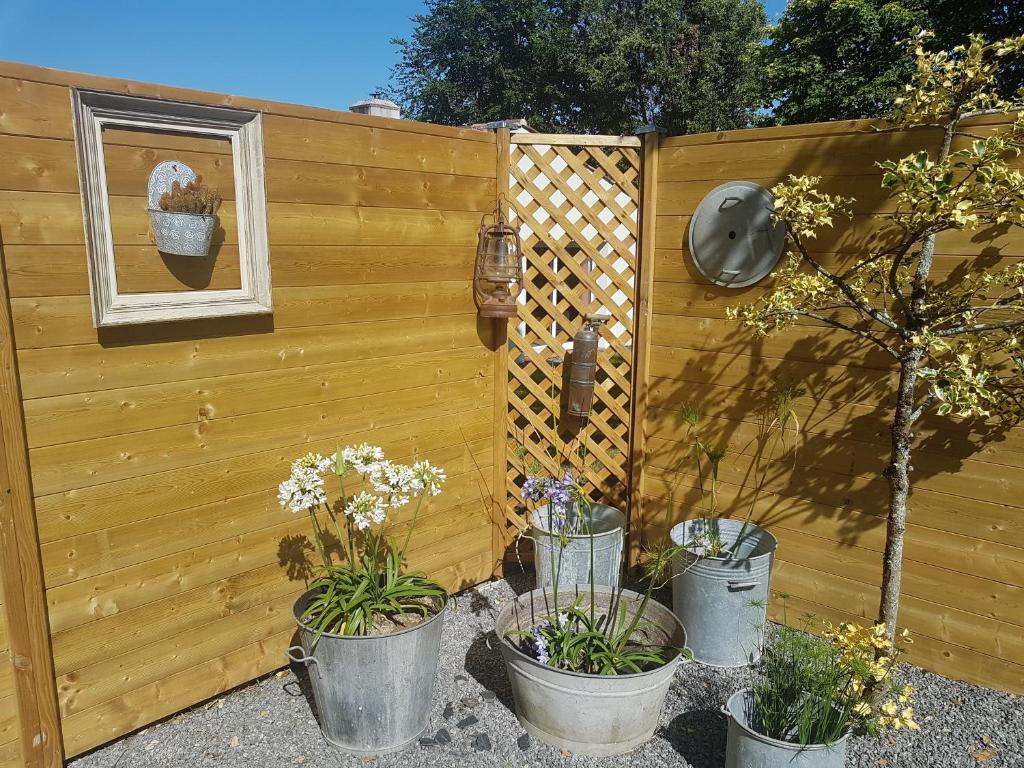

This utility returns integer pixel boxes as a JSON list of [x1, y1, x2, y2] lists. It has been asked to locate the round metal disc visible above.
[[687, 181, 786, 288]]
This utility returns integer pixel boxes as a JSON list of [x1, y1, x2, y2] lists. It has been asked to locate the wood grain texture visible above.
[[0, 62, 500, 761], [646, 116, 1024, 693], [0, 243, 63, 765]]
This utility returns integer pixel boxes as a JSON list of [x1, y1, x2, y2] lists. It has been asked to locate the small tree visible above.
[[729, 31, 1024, 644]]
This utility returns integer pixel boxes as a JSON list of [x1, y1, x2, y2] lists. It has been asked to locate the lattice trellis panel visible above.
[[499, 136, 640, 553]]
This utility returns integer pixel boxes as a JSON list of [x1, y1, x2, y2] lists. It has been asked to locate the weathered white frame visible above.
[[71, 89, 273, 327]]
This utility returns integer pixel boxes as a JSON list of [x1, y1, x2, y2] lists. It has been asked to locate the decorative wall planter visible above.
[[724, 688, 851, 768], [531, 503, 624, 591], [147, 161, 218, 257], [495, 585, 685, 756], [669, 517, 777, 667], [286, 589, 447, 755]]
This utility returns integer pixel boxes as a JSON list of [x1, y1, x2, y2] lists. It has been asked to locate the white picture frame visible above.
[[71, 89, 273, 327]]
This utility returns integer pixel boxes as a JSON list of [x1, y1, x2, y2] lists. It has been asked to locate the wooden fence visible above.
[[0, 61, 499, 766], [640, 115, 1024, 695], [0, 60, 1022, 768]]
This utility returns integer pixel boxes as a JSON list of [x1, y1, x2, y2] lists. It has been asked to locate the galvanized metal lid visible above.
[[147, 160, 197, 211], [687, 181, 786, 288]]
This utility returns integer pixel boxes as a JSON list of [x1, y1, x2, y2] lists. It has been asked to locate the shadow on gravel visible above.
[[284, 659, 320, 720], [665, 708, 728, 768], [464, 631, 515, 711]]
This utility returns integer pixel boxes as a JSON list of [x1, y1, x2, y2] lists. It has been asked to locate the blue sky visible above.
[[0, 0, 789, 111]]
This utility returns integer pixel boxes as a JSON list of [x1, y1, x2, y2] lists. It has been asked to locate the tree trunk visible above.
[[879, 352, 921, 641]]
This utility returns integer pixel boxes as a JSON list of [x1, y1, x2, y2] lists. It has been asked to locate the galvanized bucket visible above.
[[287, 589, 447, 755], [531, 503, 625, 591], [669, 518, 777, 667], [724, 688, 850, 768], [148, 209, 217, 257], [496, 585, 685, 756]]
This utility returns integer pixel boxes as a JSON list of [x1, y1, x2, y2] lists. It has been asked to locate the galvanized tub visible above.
[[670, 518, 777, 667], [532, 503, 625, 591], [496, 585, 685, 756], [724, 688, 850, 768], [287, 589, 447, 755], [148, 209, 217, 257]]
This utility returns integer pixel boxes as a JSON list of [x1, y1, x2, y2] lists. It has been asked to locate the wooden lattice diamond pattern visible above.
[[501, 138, 640, 552]]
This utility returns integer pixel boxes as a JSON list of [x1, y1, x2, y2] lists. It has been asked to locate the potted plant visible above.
[[278, 446, 448, 755], [668, 384, 802, 667], [498, 468, 688, 756], [148, 173, 222, 257], [522, 465, 625, 591], [724, 618, 918, 768]]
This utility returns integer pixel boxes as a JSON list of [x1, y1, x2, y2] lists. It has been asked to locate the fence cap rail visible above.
[[511, 133, 641, 147]]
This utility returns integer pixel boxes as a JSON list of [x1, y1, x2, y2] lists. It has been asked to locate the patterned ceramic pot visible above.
[[148, 209, 217, 257]]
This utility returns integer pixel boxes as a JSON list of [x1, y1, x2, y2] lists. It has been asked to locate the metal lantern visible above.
[[566, 314, 608, 421], [474, 211, 523, 319]]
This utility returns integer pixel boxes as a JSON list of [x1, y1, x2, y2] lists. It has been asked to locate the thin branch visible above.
[[758, 308, 900, 358], [909, 390, 938, 424], [790, 235, 903, 334], [935, 317, 1024, 337]]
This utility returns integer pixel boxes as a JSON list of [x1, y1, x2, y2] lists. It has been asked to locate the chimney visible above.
[[350, 93, 401, 120]]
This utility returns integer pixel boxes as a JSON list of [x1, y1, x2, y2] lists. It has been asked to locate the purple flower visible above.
[[532, 622, 551, 664]]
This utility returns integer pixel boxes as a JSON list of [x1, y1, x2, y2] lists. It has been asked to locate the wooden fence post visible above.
[[626, 127, 661, 569], [0, 244, 65, 767], [490, 126, 512, 576]]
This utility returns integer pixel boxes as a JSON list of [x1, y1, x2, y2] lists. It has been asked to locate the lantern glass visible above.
[[474, 214, 523, 319]]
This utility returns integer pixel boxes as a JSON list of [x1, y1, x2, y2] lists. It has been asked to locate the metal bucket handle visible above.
[[285, 645, 321, 679], [727, 580, 760, 591]]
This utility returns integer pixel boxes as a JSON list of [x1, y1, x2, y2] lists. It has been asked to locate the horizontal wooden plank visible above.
[[17, 312, 491, 399], [0, 191, 488, 249], [264, 157, 495, 210], [30, 375, 491, 496], [0, 134, 496, 212], [13, 280, 476, 349], [25, 345, 490, 447], [263, 114, 495, 177], [658, 112, 1012, 149], [35, 407, 491, 543], [3, 244, 478, 298], [650, 313, 895, 372]]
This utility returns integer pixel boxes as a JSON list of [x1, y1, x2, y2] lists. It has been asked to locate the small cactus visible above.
[[158, 176, 221, 215]]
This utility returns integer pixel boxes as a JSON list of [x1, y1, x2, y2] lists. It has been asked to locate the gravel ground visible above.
[[70, 576, 1022, 768]]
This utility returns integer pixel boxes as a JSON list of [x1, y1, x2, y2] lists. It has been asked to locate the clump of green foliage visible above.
[[753, 618, 917, 746], [509, 541, 689, 674], [159, 177, 222, 215]]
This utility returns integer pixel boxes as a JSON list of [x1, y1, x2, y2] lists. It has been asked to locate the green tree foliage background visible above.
[[388, 0, 767, 135], [761, 0, 1024, 125], [389, 0, 1023, 133]]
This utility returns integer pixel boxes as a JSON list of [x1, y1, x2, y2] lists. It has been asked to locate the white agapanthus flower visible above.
[[335, 443, 385, 476], [370, 460, 418, 508], [345, 491, 388, 530], [412, 460, 446, 497], [277, 465, 327, 513], [291, 452, 333, 476]]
